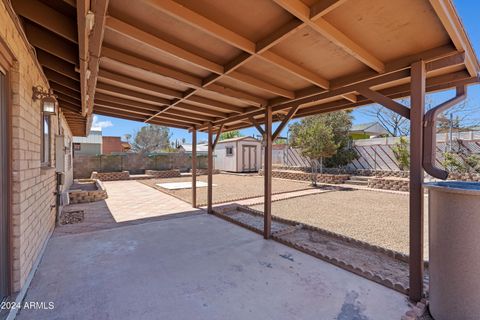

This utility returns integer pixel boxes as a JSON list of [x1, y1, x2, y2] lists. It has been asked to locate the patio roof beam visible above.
[[56, 92, 81, 105], [175, 103, 229, 118], [57, 99, 81, 113], [146, 0, 331, 91], [216, 71, 475, 132], [310, 0, 349, 19], [101, 47, 267, 107], [24, 23, 78, 65], [95, 84, 172, 105], [50, 82, 81, 100], [76, 0, 90, 116], [196, 51, 465, 131], [105, 17, 294, 98], [12, 0, 78, 43], [273, 0, 385, 72], [186, 96, 249, 114], [97, 70, 183, 99], [162, 108, 218, 122], [86, 0, 109, 115], [36, 49, 79, 81], [43, 68, 80, 92], [355, 87, 410, 119], [272, 105, 299, 141], [212, 124, 224, 150], [249, 116, 265, 136], [94, 99, 161, 115]]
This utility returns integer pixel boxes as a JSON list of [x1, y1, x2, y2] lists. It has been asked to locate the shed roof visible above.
[[217, 136, 260, 144], [9, 0, 480, 135]]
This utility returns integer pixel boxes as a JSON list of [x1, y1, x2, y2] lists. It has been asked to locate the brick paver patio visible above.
[[104, 180, 198, 222]]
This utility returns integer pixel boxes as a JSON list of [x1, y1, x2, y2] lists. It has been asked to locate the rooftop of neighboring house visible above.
[[350, 122, 389, 136], [72, 129, 102, 144]]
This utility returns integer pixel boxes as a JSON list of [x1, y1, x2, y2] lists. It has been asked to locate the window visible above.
[[73, 143, 81, 151], [226, 146, 233, 156], [41, 113, 51, 166]]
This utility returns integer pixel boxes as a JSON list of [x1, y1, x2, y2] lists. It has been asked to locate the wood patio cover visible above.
[[8, 0, 480, 304]]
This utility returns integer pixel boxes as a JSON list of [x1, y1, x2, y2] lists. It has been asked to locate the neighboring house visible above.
[[350, 122, 389, 139], [72, 129, 102, 156], [214, 137, 262, 172], [178, 144, 209, 155], [102, 136, 131, 154]]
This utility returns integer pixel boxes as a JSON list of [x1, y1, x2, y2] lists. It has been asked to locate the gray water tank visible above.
[[424, 181, 480, 320]]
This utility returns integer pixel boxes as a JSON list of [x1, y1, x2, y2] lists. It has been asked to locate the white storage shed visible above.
[[214, 137, 262, 172]]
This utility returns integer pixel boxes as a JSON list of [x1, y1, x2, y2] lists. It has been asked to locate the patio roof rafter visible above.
[[197, 51, 467, 132], [272, 0, 385, 73], [86, 0, 109, 117]]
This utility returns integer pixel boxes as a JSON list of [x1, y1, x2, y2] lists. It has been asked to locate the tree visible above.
[[131, 125, 171, 154], [290, 112, 357, 166], [362, 98, 480, 137], [220, 130, 241, 140], [392, 137, 410, 170]]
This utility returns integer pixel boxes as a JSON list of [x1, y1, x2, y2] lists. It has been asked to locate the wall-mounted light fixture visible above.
[[32, 85, 58, 115]]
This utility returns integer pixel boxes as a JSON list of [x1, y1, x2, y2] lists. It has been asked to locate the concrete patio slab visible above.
[[16, 214, 410, 320]]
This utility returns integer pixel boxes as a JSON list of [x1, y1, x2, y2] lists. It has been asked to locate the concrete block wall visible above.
[[1, 1, 74, 292], [69, 180, 108, 204], [73, 153, 208, 178], [144, 169, 181, 178], [91, 171, 130, 181], [367, 177, 410, 192]]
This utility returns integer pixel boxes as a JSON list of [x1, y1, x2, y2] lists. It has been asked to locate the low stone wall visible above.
[[69, 179, 108, 204], [367, 177, 409, 192], [90, 171, 130, 181], [193, 169, 220, 175], [271, 165, 410, 178], [145, 169, 181, 178], [260, 169, 350, 184], [448, 172, 480, 182]]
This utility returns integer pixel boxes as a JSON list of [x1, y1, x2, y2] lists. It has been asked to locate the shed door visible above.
[[0, 71, 9, 301], [242, 145, 257, 172]]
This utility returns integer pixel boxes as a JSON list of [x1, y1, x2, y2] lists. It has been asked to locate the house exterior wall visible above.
[[102, 136, 125, 154], [73, 143, 101, 156], [1, 1, 74, 294]]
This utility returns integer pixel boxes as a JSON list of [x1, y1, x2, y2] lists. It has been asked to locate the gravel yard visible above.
[[139, 174, 313, 206], [250, 189, 429, 257]]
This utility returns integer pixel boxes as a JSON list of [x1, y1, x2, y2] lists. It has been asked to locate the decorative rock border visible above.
[[69, 179, 108, 204], [368, 177, 410, 192], [259, 169, 350, 184], [212, 204, 429, 296], [145, 169, 181, 178]]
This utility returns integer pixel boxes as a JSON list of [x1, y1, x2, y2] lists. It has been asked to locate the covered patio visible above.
[[4, 0, 480, 318], [16, 206, 410, 320]]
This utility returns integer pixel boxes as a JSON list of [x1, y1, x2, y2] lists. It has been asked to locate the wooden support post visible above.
[[409, 60, 426, 302], [207, 123, 213, 214], [192, 127, 197, 208], [264, 105, 273, 239]]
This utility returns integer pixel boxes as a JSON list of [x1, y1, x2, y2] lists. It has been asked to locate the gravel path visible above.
[[139, 174, 313, 206], [251, 189, 429, 257]]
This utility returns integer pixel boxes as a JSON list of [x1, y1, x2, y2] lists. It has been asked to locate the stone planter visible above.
[[424, 181, 480, 320]]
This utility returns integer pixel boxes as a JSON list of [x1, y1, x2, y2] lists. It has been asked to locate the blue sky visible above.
[[93, 0, 480, 143]]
